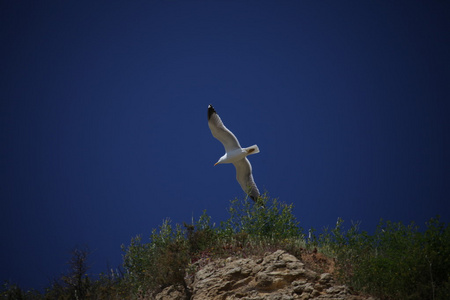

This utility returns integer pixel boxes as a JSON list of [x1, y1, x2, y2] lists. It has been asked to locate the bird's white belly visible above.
[[222, 149, 246, 164]]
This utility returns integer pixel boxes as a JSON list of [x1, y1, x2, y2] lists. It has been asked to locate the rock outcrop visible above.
[[156, 250, 376, 300]]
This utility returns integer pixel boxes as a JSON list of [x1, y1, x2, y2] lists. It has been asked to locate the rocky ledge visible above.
[[155, 250, 376, 300]]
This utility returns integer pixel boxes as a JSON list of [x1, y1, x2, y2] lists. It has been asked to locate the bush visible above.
[[121, 195, 304, 295], [122, 219, 189, 296], [222, 196, 303, 242], [316, 216, 450, 300]]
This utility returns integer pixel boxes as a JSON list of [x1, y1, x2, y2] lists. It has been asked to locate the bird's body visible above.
[[207, 104, 260, 201]]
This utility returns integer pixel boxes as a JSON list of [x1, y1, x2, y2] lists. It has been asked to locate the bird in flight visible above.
[[207, 104, 260, 201]]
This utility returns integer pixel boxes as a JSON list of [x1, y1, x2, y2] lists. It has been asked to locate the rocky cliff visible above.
[[155, 250, 376, 300]]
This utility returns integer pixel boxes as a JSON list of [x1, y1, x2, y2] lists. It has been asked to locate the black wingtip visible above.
[[207, 104, 216, 120]]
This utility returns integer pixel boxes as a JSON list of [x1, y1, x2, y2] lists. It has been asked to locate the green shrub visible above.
[[222, 195, 303, 242], [121, 195, 303, 295], [317, 216, 450, 300], [122, 219, 189, 295]]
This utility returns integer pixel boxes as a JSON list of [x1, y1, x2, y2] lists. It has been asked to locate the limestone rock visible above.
[[183, 250, 375, 300], [155, 285, 188, 300]]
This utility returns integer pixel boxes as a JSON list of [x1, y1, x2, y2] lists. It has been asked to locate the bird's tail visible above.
[[245, 145, 260, 155]]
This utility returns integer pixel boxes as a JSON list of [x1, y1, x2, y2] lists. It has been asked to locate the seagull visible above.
[[207, 104, 260, 201]]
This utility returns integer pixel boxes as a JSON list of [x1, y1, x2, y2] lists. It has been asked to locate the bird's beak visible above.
[[214, 162, 219, 166]]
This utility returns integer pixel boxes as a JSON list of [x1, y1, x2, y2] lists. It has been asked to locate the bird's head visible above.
[[214, 155, 226, 166]]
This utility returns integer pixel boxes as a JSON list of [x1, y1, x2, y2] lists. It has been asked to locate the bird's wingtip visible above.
[[208, 104, 216, 120]]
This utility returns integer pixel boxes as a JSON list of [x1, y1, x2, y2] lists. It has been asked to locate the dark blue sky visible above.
[[1, 0, 449, 291]]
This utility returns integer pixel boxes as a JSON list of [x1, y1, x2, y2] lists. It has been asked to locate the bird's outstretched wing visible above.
[[208, 105, 241, 152], [233, 157, 260, 201]]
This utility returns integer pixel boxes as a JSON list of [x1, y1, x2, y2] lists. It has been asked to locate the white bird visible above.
[[207, 104, 260, 201]]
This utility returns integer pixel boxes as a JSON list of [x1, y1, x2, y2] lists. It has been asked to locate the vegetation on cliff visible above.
[[2, 195, 449, 299]]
